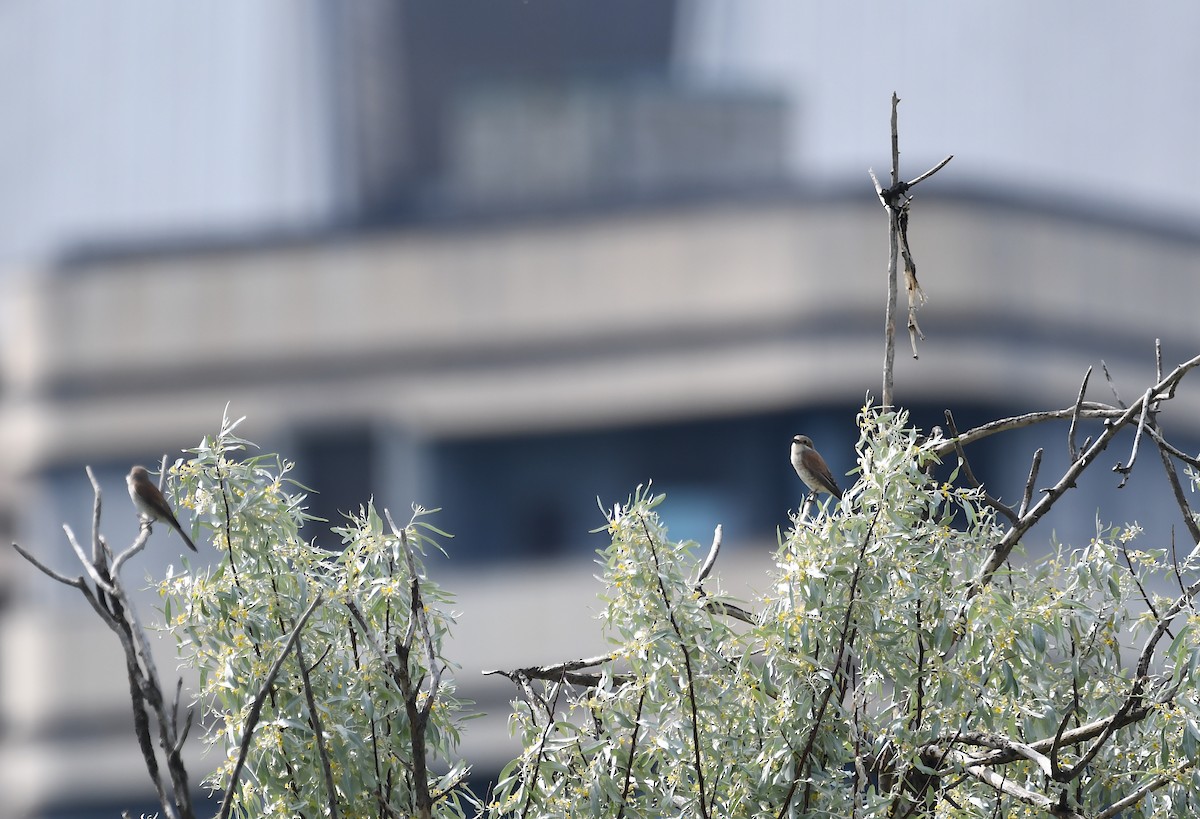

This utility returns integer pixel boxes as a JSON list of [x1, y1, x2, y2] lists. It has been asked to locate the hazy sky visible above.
[[680, 2, 1200, 223], [1, 3, 1197, 268]]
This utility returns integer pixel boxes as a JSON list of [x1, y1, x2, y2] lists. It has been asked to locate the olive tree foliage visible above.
[[18, 384, 1200, 818], [162, 419, 475, 819], [487, 400, 1200, 819], [15, 411, 478, 819]]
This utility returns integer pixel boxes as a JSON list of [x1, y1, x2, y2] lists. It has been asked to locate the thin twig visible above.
[[385, 509, 440, 819], [875, 93, 902, 408], [295, 636, 339, 819], [1068, 367, 1092, 461], [1112, 389, 1152, 487], [1152, 427, 1200, 545], [218, 593, 324, 819], [1048, 640, 1079, 783], [693, 524, 723, 587], [1119, 543, 1168, 639], [615, 688, 647, 819], [778, 511, 879, 819], [386, 510, 445, 723], [517, 677, 566, 819], [906, 154, 954, 188], [639, 514, 711, 819], [1168, 529, 1191, 601], [1052, 572, 1200, 784], [1018, 448, 1043, 518], [945, 411, 1018, 525], [345, 602, 393, 670], [1100, 360, 1126, 408], [87, 466, 104, 566], [170, 679, 195, 757]]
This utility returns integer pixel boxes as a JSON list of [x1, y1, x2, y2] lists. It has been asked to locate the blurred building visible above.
[[2, 3, 1200, 817]]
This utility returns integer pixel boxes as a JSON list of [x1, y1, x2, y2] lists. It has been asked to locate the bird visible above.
[[790, 434, 843, 500], [126, 465, 197, 551]]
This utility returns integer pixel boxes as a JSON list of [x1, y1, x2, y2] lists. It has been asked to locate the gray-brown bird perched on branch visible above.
[[790, 434, 843, 500], [126, 465, 197, 551]]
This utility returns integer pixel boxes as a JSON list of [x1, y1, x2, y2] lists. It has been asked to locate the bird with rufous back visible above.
[[126, 465, 197, 551], [790, 434, 843, 502]]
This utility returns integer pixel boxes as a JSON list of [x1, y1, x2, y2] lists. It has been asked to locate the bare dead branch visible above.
[[485, 652, 615, 678], [868, 96, 953, 395], [105, 565, 193, 814], [111, 525, 152, 577], [18, 462, 203, 819], [944, 703, 1154, 776], [12, 542, 89, 589], [681, 523, 756, 625], [1093, 761, 1194, 819], [967, 352, 1200, 601], [933, 405, 1121, 460], [937, 748, 1086, 819], [63, 523, 116, 595], [1151, 427, 1200, 546], [907, 154, 955, 188], [1144, 423, 1200, 468]]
